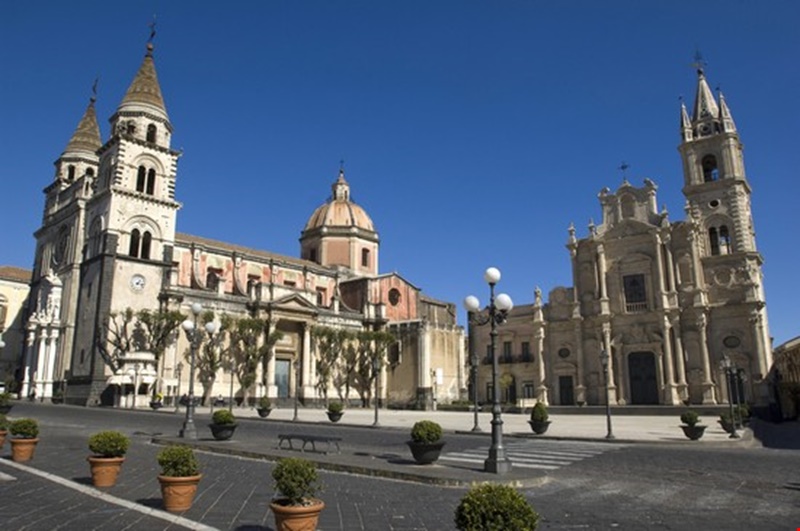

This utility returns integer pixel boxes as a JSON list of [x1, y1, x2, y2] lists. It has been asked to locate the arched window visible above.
[[702, 155, 719, 182], [146, 124, 157, 143], [206, 270, 219, 291], [361, 248, 370, 267], [141, 231, 152, 260], [146, 169, 156, 195], [719, 225, 731, 255], [136, 166, 146, 192], [67, 165, 76, 181], [86, 167, 95, 177], [708, 227, 720, 256], [129, 229, 141, 257]]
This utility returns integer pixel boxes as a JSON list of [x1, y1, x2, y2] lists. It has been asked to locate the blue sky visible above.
[[2, 1, 798, 345]]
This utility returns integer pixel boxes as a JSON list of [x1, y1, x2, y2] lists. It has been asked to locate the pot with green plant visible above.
[[157, 445, 202, 512], [454, 483, 540, 531], [87, 430, 130, 487], [270, 457, 325, 531], [407, 420, 445, 464], [51, 389, 64, 404], [0, 414, 8, 449], [257, 396, 273, 418], [718, 412, 735, 434], [528, 402, 551, 435], [0, 391, 13, 414], [10, 418, 39, 462], [680, 410, 706, 440], [326, 401, 344, 422], [209, 409, 237, 440]]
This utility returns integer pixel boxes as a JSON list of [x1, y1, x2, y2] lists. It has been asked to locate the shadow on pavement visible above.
[[749, 418, 800, 449], [233, 526, 271, 531], [71, 476, 93, 486], [137, 497, 165, 509]]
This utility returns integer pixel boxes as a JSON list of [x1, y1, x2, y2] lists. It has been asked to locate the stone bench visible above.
[[277, 433, 342, 454]]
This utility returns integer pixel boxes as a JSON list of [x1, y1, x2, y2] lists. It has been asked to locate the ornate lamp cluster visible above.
[[464, 267, 514, 475]]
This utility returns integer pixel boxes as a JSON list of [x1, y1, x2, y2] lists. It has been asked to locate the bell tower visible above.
[[677, 63, 772, 390]]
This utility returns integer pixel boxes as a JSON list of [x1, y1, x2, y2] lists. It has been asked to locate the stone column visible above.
[[672, 318, 688, 400], [266, 323, 278, 398], [44, 328, 59, 399], [534, 327, 549, 405], [574, 320, 586, 404], [597, 245, 609, 314], [21, 328, 37, 397], [35, 329, 48, 398], [697, 313, 717, 404], [660, 315, 679, 404], [602, 323, 617, 404], [664, 241, 677, 293], [301, 323, 316, 399]]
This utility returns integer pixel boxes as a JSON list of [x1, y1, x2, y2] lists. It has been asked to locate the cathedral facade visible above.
[[22, 41, 464, 407], [469, 67, 772, 408]]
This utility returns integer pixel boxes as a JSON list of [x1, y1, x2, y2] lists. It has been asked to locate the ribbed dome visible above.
[[304, 169, 375, 232]]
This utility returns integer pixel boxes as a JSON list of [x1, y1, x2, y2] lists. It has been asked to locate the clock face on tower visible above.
[[130, 274, 146, 291]]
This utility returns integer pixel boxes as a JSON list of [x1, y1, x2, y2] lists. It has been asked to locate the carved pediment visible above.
[[270, 293, 319, 315]]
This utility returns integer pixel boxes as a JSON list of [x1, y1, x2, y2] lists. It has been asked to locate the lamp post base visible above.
[[484, 455, 513, 474], [179, 421, 197, 440]]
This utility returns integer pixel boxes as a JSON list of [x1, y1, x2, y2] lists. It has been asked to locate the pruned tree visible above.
[[195, 312, 233, 406], [134, 308, 184, 397], [258, 321, 284, 391], [352, 330, 397, 407], [96, 308, 137, 373], [312, 326, 353, 405], [228, 317, 265, 405]]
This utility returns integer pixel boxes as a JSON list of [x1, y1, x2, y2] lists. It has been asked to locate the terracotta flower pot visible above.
[[0, 429, 7, 449], [158, 474, 202, 512], [11, 438, 39, 462], [88, 456, 125, 487], [270, 498, 325, 531]]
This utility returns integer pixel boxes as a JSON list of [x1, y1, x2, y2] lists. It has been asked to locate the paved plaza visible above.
[[1, 401, 797, 530]]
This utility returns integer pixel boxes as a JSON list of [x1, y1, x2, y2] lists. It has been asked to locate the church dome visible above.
[[304, 169, 375, 233]]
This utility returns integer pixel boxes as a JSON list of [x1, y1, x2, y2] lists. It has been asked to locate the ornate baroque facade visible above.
[[469, 67, 772, 407], [21, 41, 464, 407]]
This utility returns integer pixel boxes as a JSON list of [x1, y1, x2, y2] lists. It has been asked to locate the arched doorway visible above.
[[628, 352, 659, 405]]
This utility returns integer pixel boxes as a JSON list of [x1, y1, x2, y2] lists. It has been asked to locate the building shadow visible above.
[[749, 418, 800, 449]]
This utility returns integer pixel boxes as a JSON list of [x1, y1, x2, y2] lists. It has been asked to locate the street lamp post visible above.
[[180, 303, 218, 439], [228, 358, 236, 413], [600, 349, 615, 440], [470, 350, 481, 432], [372, 356, 381, 427], [721, 356, 740, 439], [174, 362, 183, 412], [464, 266, 514, 475]]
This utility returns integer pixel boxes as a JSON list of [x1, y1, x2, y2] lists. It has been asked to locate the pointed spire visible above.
[[679, 97, 693, 141], [692, 68, 719, 123], [62, 96, 101, 156], [118, 42, 169, 120], [718, 90, 737, 133]]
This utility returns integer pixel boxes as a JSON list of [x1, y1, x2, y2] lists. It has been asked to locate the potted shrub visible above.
[[528, 402, 551, 435], [407, 420, 445, 464], [209, 409, 237, 440], [738, 404, 751, 426], [10, 418, 40, 462], [257, 396, 273, 418], [0, 391, 13, 414], [157, 445, 202, 512], [454, 483, 540, 531], [51, 389, 64, 404], [718, 412, 735, 434], [270, 457, 325, 531], [326, 401, 344, 422], [679, 410, 706, 440], [87, 430, 130, 487], [0, 414, 8, 449]]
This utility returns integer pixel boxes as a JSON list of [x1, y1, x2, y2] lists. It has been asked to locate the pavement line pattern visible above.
[[0, 458, 218, 531], [440, 440, 626, 470]]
